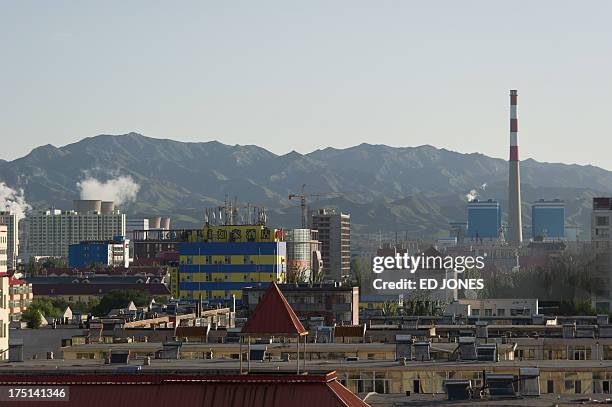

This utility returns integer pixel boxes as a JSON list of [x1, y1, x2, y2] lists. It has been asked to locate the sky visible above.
[[1, 1, 611, 169]]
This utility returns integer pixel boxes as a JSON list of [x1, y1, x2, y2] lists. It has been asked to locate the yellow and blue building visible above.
[[178, 225, 286, 304]]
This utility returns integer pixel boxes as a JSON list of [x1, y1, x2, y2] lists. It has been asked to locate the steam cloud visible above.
[[465, 189, 478, 202], [465, 183, 488, 202], [77, 175, 140, 205], [0, 182, 32, 220]]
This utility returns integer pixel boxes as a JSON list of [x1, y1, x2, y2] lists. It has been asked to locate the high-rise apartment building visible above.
[[590, 198, 612, 311], [0, 226, 8, 358], [23, 201, 126, 260], [531, 199, 565, 239], [0, 212, 18, 270], [0, 225, 7, 274], [311, 209, 350, 281]]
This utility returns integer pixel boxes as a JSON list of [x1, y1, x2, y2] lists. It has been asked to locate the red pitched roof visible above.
[[241, 282, 307, 336], [0, 372, 369, 407], [0, 273, 23, 286]]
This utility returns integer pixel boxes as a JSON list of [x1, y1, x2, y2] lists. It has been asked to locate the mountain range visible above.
[[0, 133, 608, 244]]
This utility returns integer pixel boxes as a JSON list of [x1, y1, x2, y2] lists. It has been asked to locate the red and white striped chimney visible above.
[[510, 90, 519, 161], [507, 89, 523, 245]]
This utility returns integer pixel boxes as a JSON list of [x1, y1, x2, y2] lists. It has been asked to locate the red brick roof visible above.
[[241, 282, 307, 336], [0, 272, 26, 286], [0, 372, 369, 407]]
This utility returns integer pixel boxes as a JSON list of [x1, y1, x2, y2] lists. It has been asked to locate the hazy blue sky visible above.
[[1, 1, 611, 168]]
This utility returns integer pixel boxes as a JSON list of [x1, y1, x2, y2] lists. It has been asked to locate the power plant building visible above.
[[311, 209, 351, 281], [178, 224, 286, 304], [531, 199, 565, 239], [22, 200, 126, 260], [507, 89, 523, 245], [467, 199, 501, 240]]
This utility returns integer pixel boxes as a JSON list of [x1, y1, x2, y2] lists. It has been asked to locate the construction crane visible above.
[[288, 184, 349, 228]]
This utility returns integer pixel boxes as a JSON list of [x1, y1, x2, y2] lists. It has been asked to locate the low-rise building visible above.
[[446, 298, 539, 318], [68, 236, 130, 268], [5, 273, 33, 322]]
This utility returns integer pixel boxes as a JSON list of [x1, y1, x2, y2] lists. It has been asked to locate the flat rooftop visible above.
[[361, 392, 611, 406], [0, 357, 609, 375]]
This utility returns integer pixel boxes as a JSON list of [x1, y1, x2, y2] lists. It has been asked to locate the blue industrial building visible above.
[[531, 199, 565, 239], [68, 236, 130, 268], [467, 199, 501, 240]]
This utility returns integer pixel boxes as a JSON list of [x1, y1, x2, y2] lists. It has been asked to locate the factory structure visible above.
[[531, 199, 565, 240], [451, 90, 568, 248], [466, 199, 501, 241], [68, 235, 130, 268], [507, 89, 523, 246]]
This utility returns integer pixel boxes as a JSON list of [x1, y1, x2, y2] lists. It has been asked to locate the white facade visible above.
[[0, 226, 9, 358], [0, 225, 7, 274], [110, 239, 131, 268], [23, 209, 126, 260], [126, 218, 149, 234], [0, 212, 18, 270], [446, 298, 539, 317]]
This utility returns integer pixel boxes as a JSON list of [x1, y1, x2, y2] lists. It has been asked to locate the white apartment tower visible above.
[[0, 225, 9, 358], [0, 212, 18, 270], [23, 200, 126, 260]]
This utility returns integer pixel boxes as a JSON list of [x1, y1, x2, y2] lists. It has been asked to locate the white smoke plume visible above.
[[465, 183, 488, 202], [0, 182, 32, 220], [77, 175, 140, 205], [465, 189, 478, 202]]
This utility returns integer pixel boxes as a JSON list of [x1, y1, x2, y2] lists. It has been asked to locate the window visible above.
[[596, 216, 610, 226], [547, 380, 554, 393], [497, 309, 505, 316], [472, 309, 480, 316]]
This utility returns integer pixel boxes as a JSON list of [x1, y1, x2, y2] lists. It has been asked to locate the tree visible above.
[[351, 257, 372, 289], [91, 289, 152, 317], [286, 265, 309, 284], [22, 307, 43, 328], [382, 301, 399, 317], [21, 298, 62, 328]]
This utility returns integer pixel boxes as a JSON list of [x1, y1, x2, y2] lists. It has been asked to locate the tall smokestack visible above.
[[507, 89, 523, 245]]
